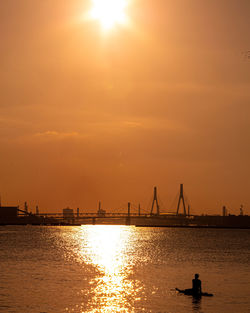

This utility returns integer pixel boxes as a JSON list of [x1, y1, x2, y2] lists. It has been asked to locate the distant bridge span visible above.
[[36, 212, 151, 219]]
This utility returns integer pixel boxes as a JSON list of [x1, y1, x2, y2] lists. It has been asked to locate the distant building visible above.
[[0, 206, 18, 223], [63, 208, 74, 220]]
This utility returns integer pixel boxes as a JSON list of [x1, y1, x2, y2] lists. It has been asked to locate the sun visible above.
[[90, 0, 129, 30]]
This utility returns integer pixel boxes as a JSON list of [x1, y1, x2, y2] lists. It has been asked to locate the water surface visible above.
[[0, 225, 249, 313]]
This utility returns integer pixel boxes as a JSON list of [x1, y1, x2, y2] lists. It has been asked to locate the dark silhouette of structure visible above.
[[0, 206, 18, 222], [126, 202, 131, 225], [1, 184, 250, 227], [150, 186, 160, 216], [223, 206, 227, 216], [97, 201, 106, 217], [176, 184, 186, 216]]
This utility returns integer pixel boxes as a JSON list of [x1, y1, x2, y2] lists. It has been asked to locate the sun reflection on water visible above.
[[78, 225, 135, 312]]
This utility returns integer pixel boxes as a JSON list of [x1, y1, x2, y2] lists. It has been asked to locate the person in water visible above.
[[176, 273, 213, 296], [176, 273, 202, 296], [192, 273, 202, 295]]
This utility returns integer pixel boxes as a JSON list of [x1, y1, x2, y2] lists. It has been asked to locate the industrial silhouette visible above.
[[1, 184, 250, 227]]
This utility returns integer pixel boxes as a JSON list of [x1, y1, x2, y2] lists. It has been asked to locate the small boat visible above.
[[176, 288, 213, 297]]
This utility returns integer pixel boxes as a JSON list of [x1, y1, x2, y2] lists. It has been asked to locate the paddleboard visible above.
[[176, 288, 213, 297]]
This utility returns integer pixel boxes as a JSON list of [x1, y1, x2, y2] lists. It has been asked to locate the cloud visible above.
[[34, 130, 81, 140]]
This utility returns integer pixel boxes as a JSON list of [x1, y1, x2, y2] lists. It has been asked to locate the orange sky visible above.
[[0, 0, 250, 215]]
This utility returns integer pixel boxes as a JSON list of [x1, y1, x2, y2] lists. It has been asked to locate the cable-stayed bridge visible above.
[[2, 184, 250, 228], [15, 184, 192, 225]]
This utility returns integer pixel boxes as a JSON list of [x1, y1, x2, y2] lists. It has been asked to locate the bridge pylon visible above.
[[150, 186, 160, 216], [176, 184, 186, 216]]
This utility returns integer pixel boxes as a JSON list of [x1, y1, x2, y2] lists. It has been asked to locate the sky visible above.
[[0, 0, 250, 215]]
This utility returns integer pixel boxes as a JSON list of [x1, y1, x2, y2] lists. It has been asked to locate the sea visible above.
[[0, 225, 249, 313]]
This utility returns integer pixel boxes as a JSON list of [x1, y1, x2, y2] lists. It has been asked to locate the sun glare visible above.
[[90, 0, 129, 30]]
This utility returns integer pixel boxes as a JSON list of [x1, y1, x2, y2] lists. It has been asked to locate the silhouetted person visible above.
[[192, 273, 202, 295], [176, 273, 213, 297]]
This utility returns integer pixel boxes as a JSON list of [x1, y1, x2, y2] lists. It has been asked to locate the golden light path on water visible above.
[[77, 225, 138, 313]]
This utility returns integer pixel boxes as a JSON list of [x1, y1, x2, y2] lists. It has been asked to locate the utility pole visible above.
[[24, 202, 28, 214], [128, 202, 130, 217], [222, 206, 227, 216], [126, 202, 131, 225], [240, 205, 243, 216]]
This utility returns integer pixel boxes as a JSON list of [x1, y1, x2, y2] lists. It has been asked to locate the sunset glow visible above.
[[1, 0, 250, 214], [90, 0, 129, 30]]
